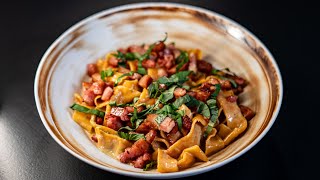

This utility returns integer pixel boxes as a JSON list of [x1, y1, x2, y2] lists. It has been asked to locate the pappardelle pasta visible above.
[[70, 34, 255, 172]]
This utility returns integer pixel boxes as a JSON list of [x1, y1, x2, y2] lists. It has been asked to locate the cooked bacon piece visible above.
[[103, 115, 122, 131], [234, 76, 246, 86], [108, 56, 119, 67], [187, 91, 196, 97], [195, 91, 211, 102], [142, 59, 156, 68], [136, 121, 153, 133], [111, 107, 130, 121], [91, 73, 102, 82], [174, 88, 187, 98], [149, 52, 157, 61], [101, 86, 113, 101], [91, 135, 98, 142], [138, 75, 153, 88], [226, 95, 238, 103], [125, 106, 144, 114], [82, 89, 95, 106], [197, 60, 213, 74], [87, 63, 98, 76], [221, 80, 232, 90], [166, 125, 182, 144], [91, 81, 105, 95], [157, 54, 174, 69], [128, 45, 146, 54], [153, 41, 165, 52], [182, 116, 192, 132], [239, 105, 256, 120], [200, 82, 216, 92], [136, 114, 159, 133], [225, 74, 247, 87], [232, 86, 244, 95], [145, 129, 157, 143], [188, 56, 197, 73], [119, 139, 150, 163], [96, 117, 103, 125], [117, 48, 127, 54], [158, 68, 168, 77], [159, 117, 175, 133], [133, 153, 152, 168], [208, 77, 220, 85], [82, 82, 92, 91], [129, 73, 142, 80]]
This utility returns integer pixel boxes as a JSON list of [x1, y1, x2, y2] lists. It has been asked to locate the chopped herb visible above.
[[114, 71, 134, 86], [158, 71, 191, 86], [182, 85, 190, 90], [172, 95, 192, 109], [176, 51, 189, 71], [158, 85, 177, 103], [154, 114, 167, 124], [100, 68, 114, 81], [172, 95, 210, 119], [118, 131, 145, 141], [148, 82, 161, 98], [204, 84, 221, 137], [70, 104, 105, 118], [108, 101, 126, 107], [143, 161, 157, 171]]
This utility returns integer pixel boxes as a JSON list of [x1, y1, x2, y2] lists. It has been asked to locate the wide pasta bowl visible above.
[[34, 2, 283, 179]]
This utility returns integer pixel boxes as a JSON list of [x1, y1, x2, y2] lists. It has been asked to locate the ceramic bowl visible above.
[[34, 2, 283, 179]]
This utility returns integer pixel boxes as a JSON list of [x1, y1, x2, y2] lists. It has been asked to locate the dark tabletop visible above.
[[0, 0, 317, 179]]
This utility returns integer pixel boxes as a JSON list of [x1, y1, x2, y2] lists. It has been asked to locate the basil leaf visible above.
[[176, 116, 183, 131], [197, 101, 210, 118], [219, 76, 238, 88], [148, 82, 160, 98], [143, 161, 157, 171], [211, 84, 221, 98], [154, 114, 167, 124], [204, 84, 221, 137], [158, 71, 191, 86], [70, 104, 105, 118], [176, 51, 189, 71], [115, 71, 134, 86], [100, 68, 114, 81], [158, 85, 176, 103], [119, 118, 144, 132], [173, 95, 192, 109], [118, 132, 145, 141]]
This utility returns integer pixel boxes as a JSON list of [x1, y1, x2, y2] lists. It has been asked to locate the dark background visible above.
[[0, 0, 317, 179]]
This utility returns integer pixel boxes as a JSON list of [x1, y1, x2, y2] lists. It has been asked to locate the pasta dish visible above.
[[70, 34, 255, 172]]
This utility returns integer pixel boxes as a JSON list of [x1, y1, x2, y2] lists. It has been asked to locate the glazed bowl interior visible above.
[[34, 3, 282, 179]]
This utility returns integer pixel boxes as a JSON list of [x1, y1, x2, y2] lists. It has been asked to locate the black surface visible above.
[[0, 0, 317, 179]]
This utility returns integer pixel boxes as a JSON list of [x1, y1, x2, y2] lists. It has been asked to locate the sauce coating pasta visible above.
[[70, 34, 255, 172]]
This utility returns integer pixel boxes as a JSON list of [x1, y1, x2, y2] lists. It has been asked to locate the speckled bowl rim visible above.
[[34, 2, 283, 179]]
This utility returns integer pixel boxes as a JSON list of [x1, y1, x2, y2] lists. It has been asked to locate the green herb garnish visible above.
[[70, 104, 105, 118], [143, 161, 157, 171], [176, 51, 189, 71], [114, 71, 134, 86], [100, 68, 114, 81], [204, 84, 221, 137], [118, 131, 145, 141]]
